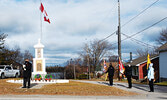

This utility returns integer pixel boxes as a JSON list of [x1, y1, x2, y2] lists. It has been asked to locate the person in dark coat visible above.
[[124, 64, 132, 88], [106, 63, 115, 86], [22, 59, 32, 88]]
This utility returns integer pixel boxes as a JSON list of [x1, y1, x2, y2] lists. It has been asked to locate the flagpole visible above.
[[40, 0, 42, 41], [118, 0, 121, 81]]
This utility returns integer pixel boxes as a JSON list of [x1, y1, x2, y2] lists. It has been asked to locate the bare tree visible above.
[[0, 33, 7, 49], [64, 58, 83, 79], [136, 48, 157, 57], [0, 32, 33, 65], [156, 28, 167, 45], [0, 45, 33, 65], [11, 46, 23, 64], [23, 50, 33, 62], [80, 39, 115, 77], [0, 46, 23, 65]]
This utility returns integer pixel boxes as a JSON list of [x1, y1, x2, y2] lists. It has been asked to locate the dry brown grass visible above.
[[0, 78, 138, 96]]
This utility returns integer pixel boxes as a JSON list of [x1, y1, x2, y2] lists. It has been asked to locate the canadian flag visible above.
[[40, 3, 44, 13], [119, 57, 125, 74], [40, 3, 50, 24]]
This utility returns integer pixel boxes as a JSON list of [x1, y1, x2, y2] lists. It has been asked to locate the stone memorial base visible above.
[[7, 79, 69, 84]]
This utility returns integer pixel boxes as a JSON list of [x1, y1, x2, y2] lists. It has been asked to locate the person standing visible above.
[[124, 64, 132, 88], [106, 63, 115, 86], [147, 63, 154, 92], [22, 59, 32, 88]]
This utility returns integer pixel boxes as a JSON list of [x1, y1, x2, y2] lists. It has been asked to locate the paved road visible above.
[[0, 80, 167, 100]]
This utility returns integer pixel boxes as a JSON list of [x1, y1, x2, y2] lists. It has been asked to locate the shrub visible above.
[[78, 74, 88, 79]]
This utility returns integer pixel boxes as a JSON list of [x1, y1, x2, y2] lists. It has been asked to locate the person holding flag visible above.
[[147, 63, 154, 92], [105, 62, 115, 86], [144, 54, 154, 92], [124, 64, 132, 88]]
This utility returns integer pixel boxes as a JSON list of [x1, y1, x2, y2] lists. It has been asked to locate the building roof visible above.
[[126, 54, 159, 66], [157, 42, 167, 52]]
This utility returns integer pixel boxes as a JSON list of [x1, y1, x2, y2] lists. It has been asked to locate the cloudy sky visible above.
[[0, 0, 167, 66]]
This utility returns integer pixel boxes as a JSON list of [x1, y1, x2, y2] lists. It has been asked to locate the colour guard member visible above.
[[106, 62, 115, 86], [22, 59, 32, 88], [147, 63, 154, 92], [124, 64, 132, 88]]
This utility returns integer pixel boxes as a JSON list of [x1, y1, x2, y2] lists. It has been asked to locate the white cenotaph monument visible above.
[[6, 39, 69, 84], [32, 39, 47, 79]]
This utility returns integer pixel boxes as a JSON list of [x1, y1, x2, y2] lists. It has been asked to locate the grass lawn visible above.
[[0, 78, 138, 96], [155, 81, 167, 86]]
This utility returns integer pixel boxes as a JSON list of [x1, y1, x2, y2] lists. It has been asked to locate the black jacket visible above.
[[124, 66, 132, 77], [23, 61, 32, 78], [106, 65, 115, 77]]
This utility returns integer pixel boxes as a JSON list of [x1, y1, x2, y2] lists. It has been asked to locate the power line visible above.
[[124, 16, 167, 39], [111, 16, 167, 45], [99, 31, 116, 42], [100, 0, 160, 42], [122, 0, 160, 27], [121, 33, 156, 48]]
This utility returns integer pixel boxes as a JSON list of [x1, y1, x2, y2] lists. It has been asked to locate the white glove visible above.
[[23, 65, 26, 71]]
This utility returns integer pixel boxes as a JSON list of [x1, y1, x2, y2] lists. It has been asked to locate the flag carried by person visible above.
[[147, 54, 151, 70], [105, 73, 108, 81], [103, 59, 108, 81], [40, 3, 51, 24], [119, 57, 125, 74], [103, 59, 107, 72]]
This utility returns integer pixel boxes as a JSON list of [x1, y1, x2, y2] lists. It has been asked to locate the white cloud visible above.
[[1, 0, 167, 65], [45, 53, 79, 58]]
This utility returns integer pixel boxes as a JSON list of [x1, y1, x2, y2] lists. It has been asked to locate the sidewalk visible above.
[[71, 80, 167, 99], [19, 83, 46, 89]]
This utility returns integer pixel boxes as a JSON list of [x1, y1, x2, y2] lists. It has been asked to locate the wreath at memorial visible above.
[[45, 74, 52, 81], [34, 74, 42, 81]]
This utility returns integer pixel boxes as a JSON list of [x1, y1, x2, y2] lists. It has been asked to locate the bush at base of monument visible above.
[[45, 74, 52, 81], [34, 74, 42, 81]]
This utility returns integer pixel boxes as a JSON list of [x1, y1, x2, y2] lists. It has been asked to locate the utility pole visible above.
[[118, 0, 121, 81], [64, 68, 66, 79], [88, 56, 91, 80], [86, 44, 91, 80], [74, 60, 76, 79]]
